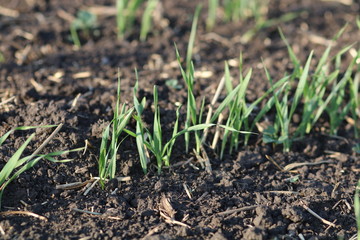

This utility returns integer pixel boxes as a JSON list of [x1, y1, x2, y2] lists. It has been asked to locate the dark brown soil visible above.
[[0, 0, 359, 239]]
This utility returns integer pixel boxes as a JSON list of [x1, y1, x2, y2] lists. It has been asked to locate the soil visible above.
[[0, 0, 359, 239]]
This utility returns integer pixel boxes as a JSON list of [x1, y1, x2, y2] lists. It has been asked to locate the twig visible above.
[[142, 225, 161, 240], [30, 124, 63, 158], [211, 113, 224, 149], [83, 178, 100, 196], [183, 183, 192, 199], [163, 157, 194, 169], [0, 96, 15, 106], [0, 210, 47, 221], [202, 76, 226, 143], [300, 201, 337, 228], [196, 192, 208, 203], [216, 205, 259, 216], [0, 224, 5, 235], [56, 179, 94, 190], [0, 6, 19, 17], [265, 155, 284, 171], [72, 208, 102, 215]]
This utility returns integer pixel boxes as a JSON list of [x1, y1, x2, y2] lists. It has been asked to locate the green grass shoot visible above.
[[206, 0, 218, 31], [0, 125, 83, 208], [98, 74, 134, 187], [140, 0, 158, 41], [116, 0, 143, 39], [355, 180, 360, 240], [186, 4, 202, 75], [70, 10, 97, 47], [131, 76, 214, 173]]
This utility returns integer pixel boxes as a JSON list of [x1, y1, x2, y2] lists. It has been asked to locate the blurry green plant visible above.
[[140, 0, 158, 41], [117, 0, 143, 39], [206, 0, 298, 43], [70, 10, 97, 47], [0, 51, 4, 63], [0, 125, 83, 208], [165, 79, 182, 90], [117, 0, 158, 41], [355, 180, 360, 240]]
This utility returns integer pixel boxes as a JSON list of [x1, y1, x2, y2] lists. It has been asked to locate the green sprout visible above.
[[260, 27, 359, 152], [355, 180, 360, 240], [70, 10, 97, 47], [131, 74, 214, 174], [0, 125, 83, 208], [98, 75, 134, 187], [176, 47, 204, 155], [206, 0, 218, 31], [140, 0, 158, 41], [116, 0, 143, 39], [186, 4, 202, 75]]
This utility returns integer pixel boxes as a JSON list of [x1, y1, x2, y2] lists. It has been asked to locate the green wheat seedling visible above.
[[223, 0, 265, 23], [241, 11, 299, 43], [70, 10, 97, 47], [219, 60, 252, 158], [259, 28, 359, 152], [174, 5, 202, 153], [0, 125, 82, 208], [350, 72, 359, 139], [206, 0, 297, 42], [140, 0, 158, 41], [176, 47, 206, 155], [131, 85, 181, 173], [132, 73, 148, 173], [212, 54, 290, 156], [279, 25, 356, 137], [355, 180, 360, 240], [117, 0, 144, 39], [186, 5, 202, 75], [98, 76, 134, 187], [131, 77, 215, 174], [206, 0, 218, 31], [326, 49, 359, 135], [263, 51, 313, 152]]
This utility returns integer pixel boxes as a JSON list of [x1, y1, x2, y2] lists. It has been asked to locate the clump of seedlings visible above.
[[0, 125, 83, 208]]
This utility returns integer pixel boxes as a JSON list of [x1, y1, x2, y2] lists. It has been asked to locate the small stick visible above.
[[69, 93, 82, 111], [72, 208, 102, 215], [265, 191, 299, 195], [202, 76, 226, 143], [56, 179, 94, 190], [183, 183, 192, 199], [300, 201, 336, 228], [0, 210, 47, 221], [0, 224, 5, 235], [201, 145, 212, 173], [0, 96, 15, 106], [142, 225, 161, 240], [216, 205, 259, 216], [83, 178, 100, 196], [0, 6, 19, 17], [116, 176, 131, 182], [211, 113, 224, 149], [196, 192, 208, 203], [163, 157, 194, 169], [265, 155, 284, 171], [160, 212, 190, 228], [30, 124, 63, 158]]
